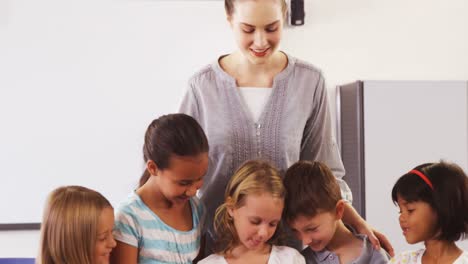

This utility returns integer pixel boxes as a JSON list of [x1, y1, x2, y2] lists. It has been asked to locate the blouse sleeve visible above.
[[179, 80, 203, 125], [300, 73, 352, 203]]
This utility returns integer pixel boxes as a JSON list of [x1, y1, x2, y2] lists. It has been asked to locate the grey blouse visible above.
[[179, 53, 352, 237]]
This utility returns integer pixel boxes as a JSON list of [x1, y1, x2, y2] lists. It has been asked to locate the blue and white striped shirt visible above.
[[113, 192, 204, 264]]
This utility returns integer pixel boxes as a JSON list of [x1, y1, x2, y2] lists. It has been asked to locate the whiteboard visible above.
[[0, 0, 233, 227]]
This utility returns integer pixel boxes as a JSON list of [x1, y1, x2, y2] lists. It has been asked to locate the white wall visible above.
[[1, 0, 467, 258]]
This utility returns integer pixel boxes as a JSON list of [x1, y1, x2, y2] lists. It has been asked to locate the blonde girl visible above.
[[38, 185, 116, 264], [199, 160, 305, 264]]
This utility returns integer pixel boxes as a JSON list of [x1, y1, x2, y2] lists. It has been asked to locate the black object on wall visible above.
[[290, 0, 305, 26]]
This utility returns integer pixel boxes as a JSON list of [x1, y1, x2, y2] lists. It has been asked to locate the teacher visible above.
[[179, 0, 393, 256]]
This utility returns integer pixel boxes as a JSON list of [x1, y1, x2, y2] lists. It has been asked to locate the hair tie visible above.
[[409, 169, 434, 190]]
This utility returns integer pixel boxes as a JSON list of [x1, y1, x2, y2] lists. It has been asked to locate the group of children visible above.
[[38, 114, 468, 264]]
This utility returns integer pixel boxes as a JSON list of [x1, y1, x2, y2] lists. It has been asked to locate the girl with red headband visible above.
[[390, 161, 468, 264]]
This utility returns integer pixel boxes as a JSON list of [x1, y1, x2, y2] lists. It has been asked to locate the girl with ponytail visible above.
[[112, 113, 209, 264]]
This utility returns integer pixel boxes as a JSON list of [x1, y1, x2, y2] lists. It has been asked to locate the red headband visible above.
[[409, 169, 434, 190]]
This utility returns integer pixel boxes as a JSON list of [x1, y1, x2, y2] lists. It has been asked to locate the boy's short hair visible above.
[[283, 161, 342, 222]]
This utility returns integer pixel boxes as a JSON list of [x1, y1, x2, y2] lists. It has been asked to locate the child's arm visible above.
[[112, 204, 141, 264], [342, 202, 395, 257], [110, 241, 138, 264], [192, 233, 206, 263]]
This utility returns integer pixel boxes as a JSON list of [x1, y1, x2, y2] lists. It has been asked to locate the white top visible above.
[[199, 245, 305, 264], [238, 87, 272, 122], [390, 249, 468, 264]]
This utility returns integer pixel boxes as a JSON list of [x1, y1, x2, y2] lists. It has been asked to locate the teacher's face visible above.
[[228, 0, 284, 65]]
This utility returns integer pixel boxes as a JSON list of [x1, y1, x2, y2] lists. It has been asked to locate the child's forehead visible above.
[[396, 194, 415, 204], [290, 211, 333, 225], [166, 153, 209, 179], [396, 195, 408, 203], [396, 195, 426, 207], [242, 192, 284, 206], [169, 153, 208, 164], [238, 193, 284, 219]]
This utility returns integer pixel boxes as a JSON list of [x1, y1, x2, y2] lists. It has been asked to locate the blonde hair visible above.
[[38, 186, 112, 264], [213, 160, 286, 255], [225, 0, 288, 19]]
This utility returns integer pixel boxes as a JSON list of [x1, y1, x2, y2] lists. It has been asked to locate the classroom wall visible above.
[[1, 0, 467, 257]]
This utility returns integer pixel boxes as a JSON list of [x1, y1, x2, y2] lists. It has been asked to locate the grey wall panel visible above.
[[338, 81, 365, 217]]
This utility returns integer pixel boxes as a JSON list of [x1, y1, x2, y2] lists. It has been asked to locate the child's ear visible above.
[[146, 160, 159, 176], [335, 200, 346, 220], [227, 15, 234, 28], [226, 196, 235, 217]]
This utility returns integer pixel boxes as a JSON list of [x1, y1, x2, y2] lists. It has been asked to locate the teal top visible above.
[[113, 191, 204, 264]]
